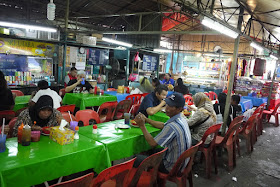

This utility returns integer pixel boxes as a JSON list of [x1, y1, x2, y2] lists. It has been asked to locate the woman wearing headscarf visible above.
[[174, 78, 189, 95], [187, 92, 216, 146], [13, 95, 62, 137]]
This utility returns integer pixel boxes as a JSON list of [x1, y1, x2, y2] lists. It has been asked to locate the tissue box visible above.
[[49, 126, 75, 145]]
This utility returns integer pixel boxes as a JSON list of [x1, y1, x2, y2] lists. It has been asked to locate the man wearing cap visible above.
[[65, 70, 94, 93], [162, 73, 175, 86], [134, 92, 192, 173]]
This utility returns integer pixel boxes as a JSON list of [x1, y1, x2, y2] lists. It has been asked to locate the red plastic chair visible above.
[[238, 114, 258, 153], [204, 92, 210, 98], [92, 158, 136, 187], [253, 105, 265, 136], [129, 103, 141, 119], [57, 105, 76, 114], [215, 121, 243, 171], [61, 112, 77, 123], [184, 95, 193, 105], [157, 142, 202, 187], [126, 148, 167, 187], [75, 110, 100, 126], [49, 172, 94, 187], [97, 101, 118, 123], [209, 91, 218, 101], [199, 124, 222, 178], [125, 94, 142, 105], [0, 110, 16, 125], [107, 88, 117, 91], [7, 117, 17, 138], [263, 102, 280, 127], [11, 90, 24, 96], [228, 116, 244, 157], [112, 100, 132, 120], [59, 89, 66, 97]]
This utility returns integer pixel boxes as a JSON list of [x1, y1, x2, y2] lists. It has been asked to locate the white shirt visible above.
[[32, 88, 62, 109], [64, 75, 70, 85]]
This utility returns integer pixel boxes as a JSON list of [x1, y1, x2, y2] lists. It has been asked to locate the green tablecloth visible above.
[[13, 95, 31, 112], [79, 120, 161, 162], [62, 93, 117, 110], [0, 135, 109, 187], [149, 112, 170, 123]]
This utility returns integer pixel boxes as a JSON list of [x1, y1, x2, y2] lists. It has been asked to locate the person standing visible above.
[[64, 67, 77, 87], [162, 73, 175, 86]]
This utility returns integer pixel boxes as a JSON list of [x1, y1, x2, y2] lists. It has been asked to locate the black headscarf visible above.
[[29, 95, 54, 127]]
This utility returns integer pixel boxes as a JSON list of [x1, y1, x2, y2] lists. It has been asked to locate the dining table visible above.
[[13, 95, 31, 112], [104, 91, 130, 102], [78, 120, 161, 163], [0, 135, 110, 187], [62, 93, 117, 110], [148, 112, 170, 123]]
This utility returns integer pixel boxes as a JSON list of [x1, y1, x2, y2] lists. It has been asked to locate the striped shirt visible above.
[[154, 113, 192, 172]]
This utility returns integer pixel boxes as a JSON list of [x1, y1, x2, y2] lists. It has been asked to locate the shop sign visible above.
[[0, 37, 55, 57], [88, 48, 109, 66]]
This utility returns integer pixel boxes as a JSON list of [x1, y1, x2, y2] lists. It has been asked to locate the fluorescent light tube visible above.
[[102, 37, 133, 48], [270, 54, 278, 60], [0, 21, 57, 32], [250, 42, 264, 52], [201, 17, 239, 39], [153, 49, 172, 53]]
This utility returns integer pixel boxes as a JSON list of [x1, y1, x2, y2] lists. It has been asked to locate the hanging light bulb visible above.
[[47, 0, 56, 21]]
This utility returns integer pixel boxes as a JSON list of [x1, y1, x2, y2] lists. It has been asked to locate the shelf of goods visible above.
[[235, 77, 264, 96], [261, 81, 280, 99]]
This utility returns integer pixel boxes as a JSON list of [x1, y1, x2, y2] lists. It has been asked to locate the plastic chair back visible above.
[[125, 94, 142, 105], [113, 100, 132, 120], [221, 121, 243, 145], [57, 104, 76, 114], [245, 114, 258, 132], [129, 103, 141, 118], [107, 88, 117, 91], [184, 95, 193, 105], [11, 90, 24, 96], [75, 110, 100, 126], [97, 101, 118, 122], [209, 91, 218, 100], [271, 102, 280, 115], [7, 117, 17, 138], [200, 124, 222, 148], [229, 116, 244, 129], [61, 112, 77, 123], [168, 142, 202, 179], [49, 173, 94, 187], [0, 110, 16, 125], [92, 158, 136, 187], [59, 89, 66, 97], [126, 148, 167, 187]]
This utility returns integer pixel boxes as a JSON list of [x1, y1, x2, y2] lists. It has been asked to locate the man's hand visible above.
[[31, 125, 42, 131], [138, 112, 147, 122], [135, 113, 145, 128], [76, 78, 82, 84], [160, 100, 166, 106]]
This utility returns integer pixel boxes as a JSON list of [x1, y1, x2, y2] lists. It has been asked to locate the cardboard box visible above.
[[50, 126, 74, 145]]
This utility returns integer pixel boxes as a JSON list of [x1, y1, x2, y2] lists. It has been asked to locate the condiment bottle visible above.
[[74, 126, 79, 140], [21, 124, 31, 146], [92, 125, 97, 134], [17, 123, 24, 143]]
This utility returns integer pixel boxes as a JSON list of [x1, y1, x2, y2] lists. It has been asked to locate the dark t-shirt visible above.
[[213, 103, 242, 127], [174, 85, 189, 95], [137, 92, 160, 117], [67, 79, 93, 93], [0, 89, 15, 111]]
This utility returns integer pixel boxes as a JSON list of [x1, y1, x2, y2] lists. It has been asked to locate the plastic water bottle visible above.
[[47, 0, 56, 21]]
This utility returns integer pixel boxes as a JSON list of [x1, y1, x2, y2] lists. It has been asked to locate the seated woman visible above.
[[0, 71, 14, 111], [187, 92, 216, 146], [13, 95, 62, 137], [174, 78, 189, 95]]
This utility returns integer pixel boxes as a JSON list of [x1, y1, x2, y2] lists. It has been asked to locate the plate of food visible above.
[[115, 123, 130, 129], [42, 127, 50, 136], [130, 119, 139, 128], [182, 109, 191, 117]]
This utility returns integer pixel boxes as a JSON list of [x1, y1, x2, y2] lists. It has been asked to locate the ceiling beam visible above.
[[96, 30, 219, 35]]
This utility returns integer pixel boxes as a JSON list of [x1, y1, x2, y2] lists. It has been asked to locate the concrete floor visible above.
[[167, 120, 280, 187]]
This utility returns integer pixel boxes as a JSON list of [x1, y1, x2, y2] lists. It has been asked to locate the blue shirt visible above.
[[162, 78, 175, 85], [154, 113, 192, 171], [137, 92, 160, 117]]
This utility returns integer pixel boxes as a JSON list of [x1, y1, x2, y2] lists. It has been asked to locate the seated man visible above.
[[134, 92, 192, 173], [65, 70, 94, 93], [162, 73, 175, 86], [137, 84, 168, 117], [29, 80, 62, 109]]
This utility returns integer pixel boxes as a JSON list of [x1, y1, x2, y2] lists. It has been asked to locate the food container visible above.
[[31, 131, 41, 142]]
